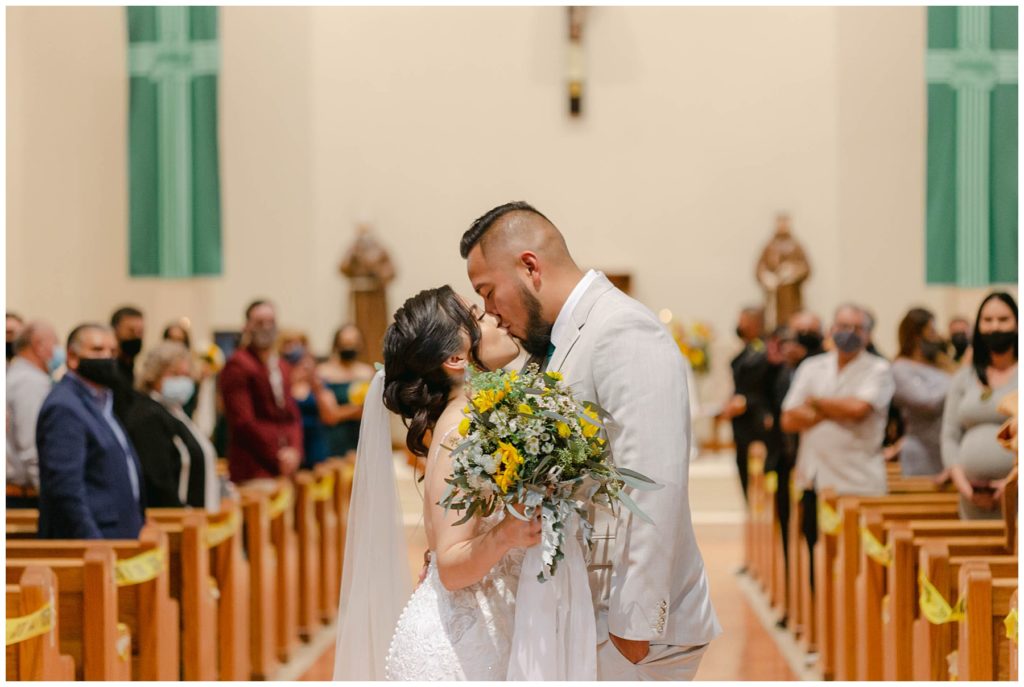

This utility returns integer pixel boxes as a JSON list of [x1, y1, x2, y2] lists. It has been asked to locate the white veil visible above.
[[333, 369, 412, 680]]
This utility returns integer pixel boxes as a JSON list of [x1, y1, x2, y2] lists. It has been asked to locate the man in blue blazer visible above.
[[36, 323, 145, 539]]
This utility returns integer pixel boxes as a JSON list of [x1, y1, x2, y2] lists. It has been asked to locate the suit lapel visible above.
[[549, 272, 616, 373]]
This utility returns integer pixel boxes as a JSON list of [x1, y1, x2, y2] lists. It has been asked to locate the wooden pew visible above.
[[267, 478, 301, 662], [239, 487, 280, 680], [6, 507, 38, 539], [5, 524, 180, 680], [148, 501, 251, 680], [884, 522, 1011, 680], [294, 471, 322, 640], [813, 489, 956, 679], [5, 547, 131, 680], [956, 561, 1019, 681], [6, 565, 76, 681], [912, 541, 1017, 680], [324, 457, 356, 586], [313, 463, 341, 624], [785, 477, 807, 641], [839, 499, 960, 680], [145, 510, 220, 680], [1010, 589, 1019, 682]]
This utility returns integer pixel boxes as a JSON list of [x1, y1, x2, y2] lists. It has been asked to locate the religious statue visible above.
[[755, 213, 811, 329], [567, 6, 586, 117], [339, 224, 395, 364]]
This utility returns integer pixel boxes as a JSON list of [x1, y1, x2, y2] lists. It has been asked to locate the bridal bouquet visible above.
[[440, 364, 660, 581]]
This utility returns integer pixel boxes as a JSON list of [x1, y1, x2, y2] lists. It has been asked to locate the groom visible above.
[[461, 202, 721, 680]]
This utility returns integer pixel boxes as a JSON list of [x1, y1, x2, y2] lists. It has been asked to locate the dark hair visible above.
[[6, 312, 23, 324], [110, 306, 143, 328], [331, 323, 363, 353], [67, 322, 108, 353], [163, 324, 192, 350], [459, 201, 551, 259], [245, 299, 272, 320], [382, 286, 484, 457], [971, 291, 1018, 386], [897, 307, 935, 359]]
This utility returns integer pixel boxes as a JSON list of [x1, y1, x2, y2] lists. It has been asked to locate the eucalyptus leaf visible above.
[[617, 473, 664, 492], [539, 410, 575, 425], [452, 499, 480, 526]]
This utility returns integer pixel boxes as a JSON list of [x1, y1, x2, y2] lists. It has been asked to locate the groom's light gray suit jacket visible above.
[[548, 273, 721, 646]]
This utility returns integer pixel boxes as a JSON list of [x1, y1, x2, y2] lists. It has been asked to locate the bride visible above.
[[333, 285, 541, 680]]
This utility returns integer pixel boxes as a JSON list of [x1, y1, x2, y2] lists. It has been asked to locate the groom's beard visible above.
[[518, 284, 553, 359]]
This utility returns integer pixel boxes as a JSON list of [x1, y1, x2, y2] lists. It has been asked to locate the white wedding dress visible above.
[[385, 508, 525, 680]]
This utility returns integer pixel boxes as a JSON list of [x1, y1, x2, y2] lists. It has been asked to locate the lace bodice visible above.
[[384, 510, 524, 680]]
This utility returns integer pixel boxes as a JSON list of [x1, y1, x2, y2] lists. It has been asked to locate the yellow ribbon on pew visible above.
[[205, 510, 242, 549], [5, 600, 53, 646], [312, 473, 336, 502], [1005, 608, 1018, 643], [116, 622, 131, 662], [208, 575, 221, 601], [115, 547, 165, 587], [818, 501, 841, 535], [860, 527, 892, 566], [919, 570, 965, 624], [268, 484, 295, 519], [764, 471, 778, 494]]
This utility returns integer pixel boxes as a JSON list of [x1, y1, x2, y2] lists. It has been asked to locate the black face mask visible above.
[[75, 357, 121, 388], [339, 348, 359, 362], [796, 331, 824, 354], [5, 342, 14, 361], [950, 332, 970, 360], [920, 339, 945, 363], [119, 337, 143, 359], [981, 330, 1017, 355]]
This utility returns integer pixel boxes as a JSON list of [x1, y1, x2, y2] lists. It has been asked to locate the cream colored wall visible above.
[[7, 6, 1010, 401]]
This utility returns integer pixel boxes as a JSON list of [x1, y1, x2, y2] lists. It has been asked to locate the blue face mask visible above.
[[832, 330, 864, 354], [282, 347, 305, 365], [48, 347, 66, 375], [162, 375, 196, 406]]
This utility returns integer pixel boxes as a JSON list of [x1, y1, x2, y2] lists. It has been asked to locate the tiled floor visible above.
[[298, 451, 796, 681]]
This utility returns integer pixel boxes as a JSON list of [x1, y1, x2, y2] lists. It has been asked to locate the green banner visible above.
[[926, 6, 1017, 286], [127, 6, 222, 278]]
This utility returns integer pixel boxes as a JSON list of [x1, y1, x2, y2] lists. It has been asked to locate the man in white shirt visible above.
[[6, 320, 59, 507], [781, 303, 895, 497]]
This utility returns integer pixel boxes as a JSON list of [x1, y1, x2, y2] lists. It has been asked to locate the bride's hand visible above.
[[497, 505, 542, 549]]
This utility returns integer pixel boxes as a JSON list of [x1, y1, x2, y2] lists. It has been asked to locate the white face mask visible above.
[[161, 375, 196, 406]]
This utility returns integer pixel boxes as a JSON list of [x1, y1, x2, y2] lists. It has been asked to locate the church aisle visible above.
[[297, 451, 796, 681]]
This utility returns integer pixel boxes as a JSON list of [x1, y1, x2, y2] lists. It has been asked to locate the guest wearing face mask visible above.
[[280, 332, 330, 469], [123, 342, 221, 511], [111, 306, 145, 385], [36, 324, 145, 539], [219, 300, 303, 487], [941, 292, 1018, 519], [948, 316, 972, 364], [891, 308, 954, 477], [782, 304, 895, 498], [316, 324, 375, 458], [6, 320, 61, 508]]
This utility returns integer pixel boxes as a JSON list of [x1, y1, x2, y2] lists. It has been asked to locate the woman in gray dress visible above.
[[941, 292, 1018, 519], [892, 308, 954, 476]]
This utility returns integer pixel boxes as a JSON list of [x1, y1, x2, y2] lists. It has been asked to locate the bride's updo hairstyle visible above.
[[383, 285, 485, 457]]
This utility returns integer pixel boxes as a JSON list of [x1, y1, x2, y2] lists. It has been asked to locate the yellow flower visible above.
[[579, 408, 601, 438], [517, 404, 533, 415], [503, 369, 519, 393], [495, 468, 519, 494], [349, 381, 370, 405], [458, 417, 471, 436], [556, 422, 572, 439], [690, 349, 706, 367], [495, 441, 523, 469], [472, 388, 506, 413], [545, 371, 563, 382]]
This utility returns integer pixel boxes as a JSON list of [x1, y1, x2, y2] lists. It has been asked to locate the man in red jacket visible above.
[[219, 300, 302, 485]]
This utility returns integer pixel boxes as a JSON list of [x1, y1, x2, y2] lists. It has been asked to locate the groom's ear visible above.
[[519, 252, 542, 289]]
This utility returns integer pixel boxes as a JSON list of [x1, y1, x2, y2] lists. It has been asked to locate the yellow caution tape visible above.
[[946, 650, 959, 680], [268, 484, 294, 519], [882, 594, 891, 625], [5, 600, 54, 646], [205, 510, 242, 549], [790, 477, 803, 504], [919, 570, 966, 624], [1005, 607, 1018, 643], [860, 527, 892, 567], [818, 501, 841, 535], [312, 473, 336, 502], [116, 622, 131, 662], [764, 471, 779, 494], [115, 547, 165, 587]]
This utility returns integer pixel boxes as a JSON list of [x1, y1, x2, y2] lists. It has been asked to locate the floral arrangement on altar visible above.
[[440, 364, 660, 581], [671, 320, 713, 375]]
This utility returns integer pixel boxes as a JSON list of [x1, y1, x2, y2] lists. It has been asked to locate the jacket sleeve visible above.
[[36, 402, 102, 539], [219, 359, 284, 474], [592, 309, 690, 642]]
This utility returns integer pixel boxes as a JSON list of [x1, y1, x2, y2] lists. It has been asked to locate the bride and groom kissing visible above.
[[334, 201, 721, 681]]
